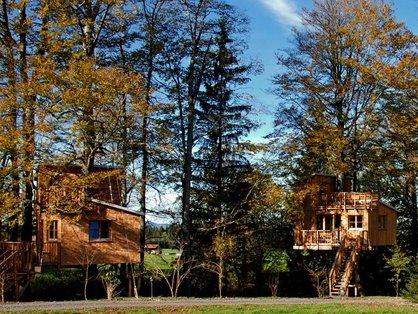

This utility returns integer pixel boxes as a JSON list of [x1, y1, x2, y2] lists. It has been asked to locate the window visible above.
[[89, 221, 110, 241], [378, 215, 387, 230], [349, 215, 363, 229], [317, 215, 332, 230], [48, 220, 58, 240], [335, 215, 341, 229]]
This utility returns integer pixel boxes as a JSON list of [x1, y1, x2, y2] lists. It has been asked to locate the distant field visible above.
[[144, 248, 179, 271]]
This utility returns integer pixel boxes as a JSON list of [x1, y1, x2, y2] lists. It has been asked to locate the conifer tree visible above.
[[194, 12, 255, 244]]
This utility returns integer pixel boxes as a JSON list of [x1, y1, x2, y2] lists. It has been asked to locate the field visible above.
[[2, 297, 417, 313], [144, 249, 179, 270]]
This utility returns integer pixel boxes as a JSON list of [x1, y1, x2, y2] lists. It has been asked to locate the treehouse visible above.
[[35, 164, 142, 267], [0, 164, 142, 300], [293, 174, 398, 297]]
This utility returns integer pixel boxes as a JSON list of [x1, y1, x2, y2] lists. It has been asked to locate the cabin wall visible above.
[[37, 164, 123, 207], [41, 205, 140, 266], [368, 203, 397, 246], [343, 209, 369, 241], [303, 175, 337, 210], [313, 175, 337, 193]]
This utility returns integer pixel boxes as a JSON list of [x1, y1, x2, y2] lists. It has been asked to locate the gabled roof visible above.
[[86, 197, 144, 216], [379, 200, 400, 214]]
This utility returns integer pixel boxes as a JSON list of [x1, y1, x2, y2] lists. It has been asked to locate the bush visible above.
[[402, 273, 418, 302], [402, 259, 418, 302], [29, 268, 84, 301]]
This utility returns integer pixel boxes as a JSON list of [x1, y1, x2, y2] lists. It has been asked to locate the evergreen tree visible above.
[[194, 13, 254, 230]]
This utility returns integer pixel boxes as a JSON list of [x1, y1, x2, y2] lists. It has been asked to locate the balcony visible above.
[[293, 229, 369, 250], [309, 192, 379, 211]]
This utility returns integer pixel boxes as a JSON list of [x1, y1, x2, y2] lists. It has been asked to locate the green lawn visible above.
[[144, 249, 179, 271], [16, 302, 418, 314]]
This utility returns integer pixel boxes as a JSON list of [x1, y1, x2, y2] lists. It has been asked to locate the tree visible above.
[[384, 246, 411, 297], [361, 45, 418, 254], [148, 244, 199, 297], [0, 0, 55, 241], [271, 0, 413, 188], [127, 0, 179, 291], [97, 264, 122, 300], [402, 256, 418, 302], [158, 0, 254, 275], [302, 251, 334, 297], [264, 250, 290, 297], [194, 10, 255, 223]]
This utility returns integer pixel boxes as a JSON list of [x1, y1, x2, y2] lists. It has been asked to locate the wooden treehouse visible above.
[[0, 164, 142, 300], [293, 174, 398, 297]]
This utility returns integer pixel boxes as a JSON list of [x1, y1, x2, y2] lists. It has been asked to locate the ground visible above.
[[0, 296, 416, 312]]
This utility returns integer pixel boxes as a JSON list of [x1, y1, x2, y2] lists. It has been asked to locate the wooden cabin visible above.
[[293, 174, 398, 297], [35, 164, 142, 267], [0, 164, 142, 300]]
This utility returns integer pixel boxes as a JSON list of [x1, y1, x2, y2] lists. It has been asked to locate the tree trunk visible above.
[[19, 1, 35, 242], [408, 175, 418, 255]]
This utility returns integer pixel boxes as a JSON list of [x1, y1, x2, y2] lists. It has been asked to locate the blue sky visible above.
[[226, 0, 418, 141]]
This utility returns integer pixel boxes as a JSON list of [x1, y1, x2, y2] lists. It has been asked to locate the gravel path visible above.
[[0, 297, 416, 312]]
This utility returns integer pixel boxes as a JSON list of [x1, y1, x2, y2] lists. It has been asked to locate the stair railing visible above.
[[329, 237, 346, 296], [340, 237, 362, 296], [0, 242, 33, 300]]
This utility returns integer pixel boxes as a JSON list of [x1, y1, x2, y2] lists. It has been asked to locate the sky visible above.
[[149, 0, 418, 222], [226, 0, 418, 141]]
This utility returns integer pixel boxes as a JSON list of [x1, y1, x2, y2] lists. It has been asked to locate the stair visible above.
[[329, 237, 362, 297], [330, 247, 352, 296], [0, 243, 33, 301]]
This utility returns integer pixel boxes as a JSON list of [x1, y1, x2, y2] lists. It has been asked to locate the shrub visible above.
[[29, 268, 84, 301]]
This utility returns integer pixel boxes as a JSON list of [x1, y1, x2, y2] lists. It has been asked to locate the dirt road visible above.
[[0, 297, 416, 312]]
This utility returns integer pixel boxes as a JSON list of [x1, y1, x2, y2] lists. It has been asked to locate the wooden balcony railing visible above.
[[294, 229, 369, 250], [0, 241, 61, 268], [311, 192, 379, 210], [294, 230, 340, 248], [37, 242, 61, 266]]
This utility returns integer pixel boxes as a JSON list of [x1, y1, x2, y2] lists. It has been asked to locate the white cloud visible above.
[[258, 0, 301, 26]]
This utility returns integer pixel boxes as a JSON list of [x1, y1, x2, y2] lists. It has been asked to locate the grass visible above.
[[16, 305, 418, 314], [12, 300, 418, 314], [144, 249, 179, 271]]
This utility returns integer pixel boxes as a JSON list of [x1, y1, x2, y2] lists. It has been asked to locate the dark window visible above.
[[325, 215, 332, 230], [349, 215, 363, 229], [317, 215, 323, 230], [89, 221, 110, 240], [48, 220, 58, 240], [378, 215, 387, 230], [335, 214, 341, 229], [317, 215, 332, 230]]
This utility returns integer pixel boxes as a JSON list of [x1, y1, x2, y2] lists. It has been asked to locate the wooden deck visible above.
[[311, 192, 379, 211], [293, 230, 370, 250]]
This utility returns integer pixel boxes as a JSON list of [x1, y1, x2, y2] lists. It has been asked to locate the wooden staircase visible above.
[[0, 242, 33, 301], [329, 237, 362, 297]]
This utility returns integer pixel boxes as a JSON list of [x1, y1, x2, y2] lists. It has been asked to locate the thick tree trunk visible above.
[[408, 176, 418, 255], [19, 2, 35, 242]]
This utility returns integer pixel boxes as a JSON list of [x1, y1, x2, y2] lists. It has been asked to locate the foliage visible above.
[[97, 264, 122, 300], [402, 256, 418, 302], [271, 0, 415, 189], [302, 251, 334, 298], [263, 249, 290, 297], [384, 246, 412, 297], [146, 247, 199, 298], [29, 268, 83, 301]]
